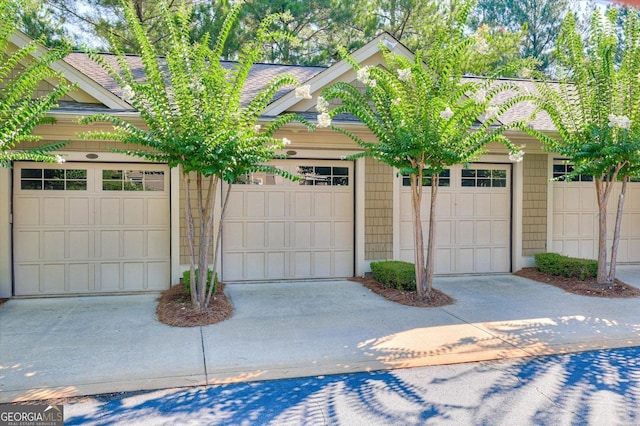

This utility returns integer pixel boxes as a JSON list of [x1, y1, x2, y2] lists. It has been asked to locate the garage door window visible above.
[[298, 165, 349, 186], [102, 170, 165, 191], [461, 169, 506, 187], [402, 170, 451, 187], [20, 168, 87, 190], [553, 161, 593, 182]]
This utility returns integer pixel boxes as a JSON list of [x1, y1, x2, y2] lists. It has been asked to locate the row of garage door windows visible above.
[[20, 168, 165, 191], [20, 165, 352, 190]]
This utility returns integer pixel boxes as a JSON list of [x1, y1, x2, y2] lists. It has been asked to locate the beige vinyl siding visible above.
[[522, 154, 548, 256]]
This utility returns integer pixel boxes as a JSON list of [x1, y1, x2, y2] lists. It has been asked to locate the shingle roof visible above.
[[63, 52, 326, 107], [62, 51, 556, 132]]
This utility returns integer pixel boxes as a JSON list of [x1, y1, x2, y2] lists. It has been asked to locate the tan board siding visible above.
[[522, 154, 548, 256], [364, 157, 393, 260]]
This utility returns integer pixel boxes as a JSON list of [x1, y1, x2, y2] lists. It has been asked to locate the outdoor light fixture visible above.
[[86, 153, 99, 159]]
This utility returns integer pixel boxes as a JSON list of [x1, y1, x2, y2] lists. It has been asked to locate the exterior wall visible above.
[[364, 157, 393, 260], [522, 154, 548, 256]]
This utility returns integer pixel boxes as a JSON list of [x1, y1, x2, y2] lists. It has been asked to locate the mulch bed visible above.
[[350, 276, 456, 307], [156, 283, 233, 327], [515, 267, 640, 298]]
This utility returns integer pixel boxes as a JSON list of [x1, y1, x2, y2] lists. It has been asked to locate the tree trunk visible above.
[[424, 174, 439, 296], [196, 175, 217, 312], [183, 170, 199, 309], [206, 181, 233, 305], [411, 171, 426, 297], [608, 176, 628, 284], [595, 177, 610, 285]]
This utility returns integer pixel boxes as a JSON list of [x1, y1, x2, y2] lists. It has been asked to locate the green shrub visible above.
[[182, 269, 217, 296], [534, 253, 597, 281], [370, 261, 416, 291]]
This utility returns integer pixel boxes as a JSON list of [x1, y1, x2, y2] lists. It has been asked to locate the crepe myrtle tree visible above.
[[525, 9, 640, 286], [0, 0, 73, 167], [319, 38, 534, 298], [79, 0, 312, 311]]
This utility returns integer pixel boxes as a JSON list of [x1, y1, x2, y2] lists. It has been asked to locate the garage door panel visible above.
[[124, 199, 144, 225], [294, 252, 312, 276], [43, 198, 65, 225], [224, 223, 244, 249], [334, 193, 353, 216], [222, 253, 243, 281], [44, 231, 65, 259], [98, 263, 121, 290], [246, 192, 266, 217], [457, 248, 475, 273], [492, 248, 510, 271], [147, 262, 169, 290], [69, 264, 91, 292], [267, 192, 286, 217], [457, 221, 474, 245], [123, 263, 144, 290], [436, 248, 452, 273], [267, 252, 286, 278], [99, 198, 122, 225], [246, 222, 265, 248], [148, 230, 170, 257], [124, 230, 144, 257], [455, 193, 474, 216], [314, 222, 332, 247], [99, 231, 121, 258], [551, 177, 640, 262], [475, 248, 492, 272], [474, 194, 492, 217], [399, 163, 511, 274], [436, 193, 452, 217], [267, 222, 286, 248], [314, 252, 331, 276], [475, 221, 491, 245], [491, 194, 509, 216], [246, 253, 266, 279], [69, 198, 91, 225], [293, 222, 312, 247], [334, 221, 353, 247], [15, 198, 40, 225], [314, 193, 332, 217], [13, 162, 171, 296], [43, 264, 65, 293], [227, 192, 245, 217], [334, 251, 353, 276], [15, 231, 40, 259], [222, 160, 354, 281], [436, 221, 452, 245], [294, 193, 312, 217], [69, 231, 91, 259]]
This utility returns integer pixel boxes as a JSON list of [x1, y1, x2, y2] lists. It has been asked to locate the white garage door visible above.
[[552, 160, 640, 261], [399, 164, 511, 274], [222, 160, 354, 281], [13, 162, 170, 296]]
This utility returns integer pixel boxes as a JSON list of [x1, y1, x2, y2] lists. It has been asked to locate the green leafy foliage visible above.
[[525, 8, 640, 285], [535, 253, 597, 281], [182, 269, 216, 297], [370, 261, 416, 291], [0, 0, 73, 167], [321, 14, 534, 296], [79, 0, 310, 311]]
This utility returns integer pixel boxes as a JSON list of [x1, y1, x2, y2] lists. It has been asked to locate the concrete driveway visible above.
[[2, 266, 640, 403]]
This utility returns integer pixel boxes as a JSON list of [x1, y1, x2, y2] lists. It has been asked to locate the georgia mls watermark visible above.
[[0, 404, 63, 426]]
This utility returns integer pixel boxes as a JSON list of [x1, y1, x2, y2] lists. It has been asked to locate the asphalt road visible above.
[[64, 346, 640, 425]]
